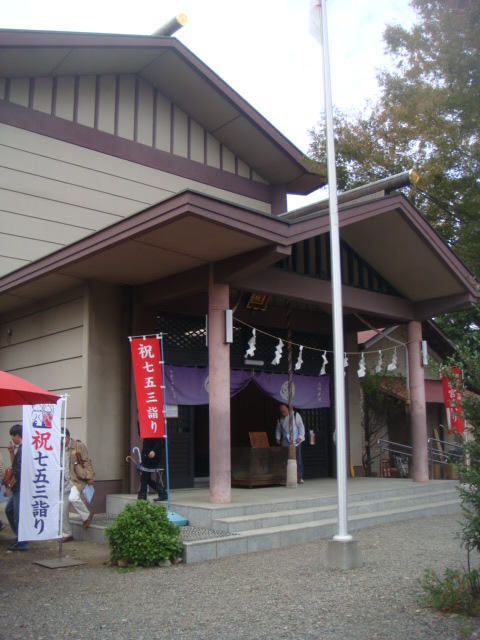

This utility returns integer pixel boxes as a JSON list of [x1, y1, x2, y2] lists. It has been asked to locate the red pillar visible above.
[[208, 266, 231, 504], [407, 321, 429, 482]]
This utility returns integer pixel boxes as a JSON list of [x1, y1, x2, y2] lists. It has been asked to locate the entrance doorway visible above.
[[191, 380, 332, 481]]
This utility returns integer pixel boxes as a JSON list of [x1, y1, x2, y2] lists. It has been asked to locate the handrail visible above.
[[377, 436, 464, 479], [427, 437, 463, 479], [377, 439, 412, 477]]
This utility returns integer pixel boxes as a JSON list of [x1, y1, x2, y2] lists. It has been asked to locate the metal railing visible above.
[[377, 437, 464, 479], [377, 439, 412, 477], [428, 437, 464, 479]]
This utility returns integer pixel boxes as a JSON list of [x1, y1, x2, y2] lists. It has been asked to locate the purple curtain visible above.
[[252, 371, 330, 409], [164, 365, 330, 409]]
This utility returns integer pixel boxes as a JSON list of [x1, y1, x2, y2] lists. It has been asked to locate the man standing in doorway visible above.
[[275, 404, 306, 483]]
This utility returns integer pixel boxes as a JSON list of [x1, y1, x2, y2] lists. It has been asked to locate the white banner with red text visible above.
[[19, 399, 64, 542]]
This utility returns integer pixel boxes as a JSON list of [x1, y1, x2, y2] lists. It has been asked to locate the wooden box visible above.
[[231, 446, 288, 488]]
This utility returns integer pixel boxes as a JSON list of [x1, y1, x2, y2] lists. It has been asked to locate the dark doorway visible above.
[[188, 378, 333, 483], [230, 382, 332, 479]]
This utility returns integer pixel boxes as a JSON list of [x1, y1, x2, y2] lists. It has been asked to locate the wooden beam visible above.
[[234, 269, 415, 321], [215, 245, 291, 283]]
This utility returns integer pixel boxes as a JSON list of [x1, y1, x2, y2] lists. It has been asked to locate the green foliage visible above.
[[418, 567, 480, 617], [360, 370, 406, 476], [104, 500, 183, 567], [419, 327, 480, 617], [435, 308, 480, 350], [308, 0, 480, 276], [449, 332, 480, 555]]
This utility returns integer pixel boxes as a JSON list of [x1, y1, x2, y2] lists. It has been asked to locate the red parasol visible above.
[[0, 371, 61, 407]]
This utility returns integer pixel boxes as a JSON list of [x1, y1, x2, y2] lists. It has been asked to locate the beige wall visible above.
[[0, 282, 130, 486], [0, 287, 85, 448], [0, 121, 271, 278], [83, 281, 128, 485], [1, 71, 268, 175]]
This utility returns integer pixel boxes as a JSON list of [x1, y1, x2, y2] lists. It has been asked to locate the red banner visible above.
[[130, 337, 165, 438], [441, 367, 464, 434]]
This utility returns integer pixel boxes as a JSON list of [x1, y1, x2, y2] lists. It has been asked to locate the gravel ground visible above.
[[1, 513, 479, 640]]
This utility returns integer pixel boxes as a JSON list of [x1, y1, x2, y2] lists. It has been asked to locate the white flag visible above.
[[309, 0, 322, 43], [19, 399, 64, 542]]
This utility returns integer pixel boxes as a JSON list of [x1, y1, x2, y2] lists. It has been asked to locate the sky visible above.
[[1, 0, 417, 209]]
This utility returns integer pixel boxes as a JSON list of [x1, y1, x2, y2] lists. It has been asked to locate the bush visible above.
[[104, 500, 183, 567], [418, 567, 480, 617]]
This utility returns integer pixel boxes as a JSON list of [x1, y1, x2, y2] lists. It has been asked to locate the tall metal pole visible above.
[[158, 333, 171, 512], [286, 301, 297, 487], [320, 0, 351, 542]]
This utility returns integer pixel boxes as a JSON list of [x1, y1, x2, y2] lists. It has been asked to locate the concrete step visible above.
[[71, 480, 461, 564], [181, 497, 461, 563], [211, 487, 459, 533]]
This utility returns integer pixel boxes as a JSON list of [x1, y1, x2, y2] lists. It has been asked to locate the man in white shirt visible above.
[[275, 403, 305, 483]]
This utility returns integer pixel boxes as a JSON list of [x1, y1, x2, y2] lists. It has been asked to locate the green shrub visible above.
[[418, 567, 480, 617], [418, 328, 480, 618], [104, 500, 183, 567]]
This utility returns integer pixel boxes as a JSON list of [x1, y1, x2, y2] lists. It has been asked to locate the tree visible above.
[[451, 334, 480, 558], [435, 307, 480, 349], [418, 325, 480, 616], [308, 0, 480, 276]]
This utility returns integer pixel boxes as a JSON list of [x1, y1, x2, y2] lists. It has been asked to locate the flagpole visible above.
[[318, 0, 351, 542], [158, 334, 171, 512], [59, 395, 67, 560]]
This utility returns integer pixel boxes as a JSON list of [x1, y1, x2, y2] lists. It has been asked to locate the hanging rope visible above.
[[234, 316, 414, 359]]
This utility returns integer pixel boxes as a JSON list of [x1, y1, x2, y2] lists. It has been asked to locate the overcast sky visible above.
[[2, 0, 417, 208]]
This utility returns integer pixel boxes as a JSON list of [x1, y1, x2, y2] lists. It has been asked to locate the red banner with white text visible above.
[[441, 367, 464, 434], [130, 337, 165, 438]]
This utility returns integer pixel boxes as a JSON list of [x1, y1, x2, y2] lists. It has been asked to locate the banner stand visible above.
[[34, 395, 85, 569], [34, 555, 86, 569], [158, 334, 187, 527]]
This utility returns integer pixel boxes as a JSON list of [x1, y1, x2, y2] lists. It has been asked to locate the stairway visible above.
[[71, 479, 461, 564]]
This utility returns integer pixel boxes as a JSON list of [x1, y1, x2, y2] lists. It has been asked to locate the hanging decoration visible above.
[[271, 339, 284, 365], [234, 316, 410, 380], [357, 353, 366, 378], [387, 348, 397, 372], [320, 351, 328, 376], [375, 350, 383, 373], [244, 328, 256, 358], [295, 345, 304, 371]]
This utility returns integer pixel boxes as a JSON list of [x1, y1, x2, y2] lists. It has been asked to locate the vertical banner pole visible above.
[[158, 334, 171, 511], [58, 394, 68, 560]]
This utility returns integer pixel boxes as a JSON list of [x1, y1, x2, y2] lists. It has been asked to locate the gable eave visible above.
[[0, 28, 326, 193]]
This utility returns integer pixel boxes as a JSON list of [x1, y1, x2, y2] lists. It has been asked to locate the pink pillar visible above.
[[208, 266, 231, 504], [407, 321, 429, 482]]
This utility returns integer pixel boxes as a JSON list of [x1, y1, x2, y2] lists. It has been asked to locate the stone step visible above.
[[181, 498, 461, 564], [211, 488, 459, 533], [72, 480, 461, 564], [127, 482, 459, 530]]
